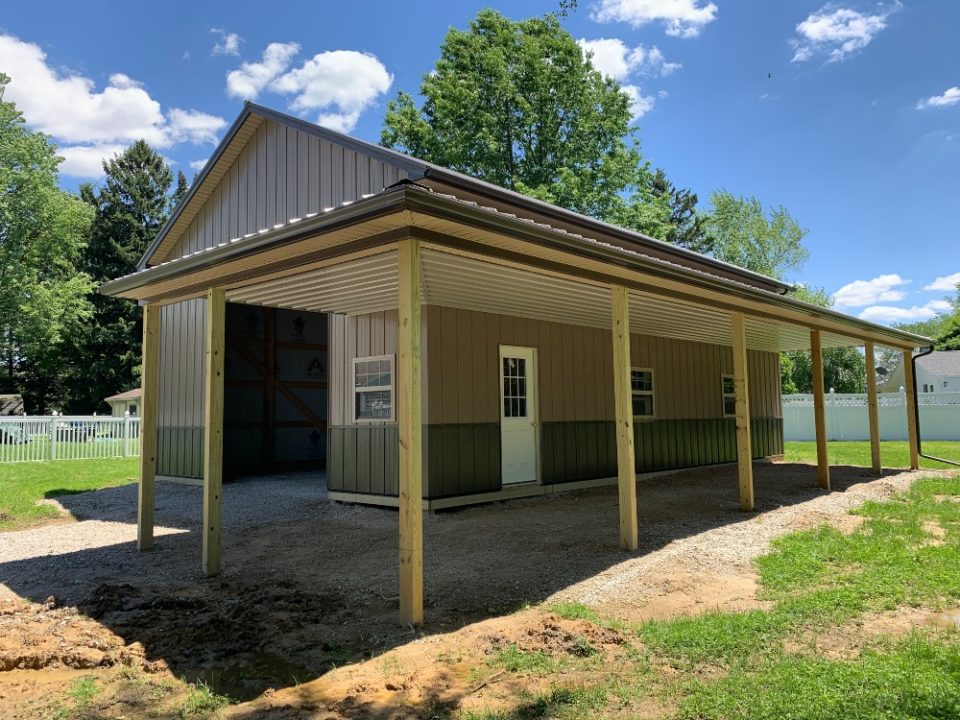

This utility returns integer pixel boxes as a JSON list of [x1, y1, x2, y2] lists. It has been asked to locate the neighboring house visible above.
[[0, 394, 24, 416], [101, 102, 927, 623], [881, 350, 960, 393], [105, 388, 142, 416]]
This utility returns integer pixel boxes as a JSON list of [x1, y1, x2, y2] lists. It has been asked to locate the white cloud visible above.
[[833, 274, 909, 308], [621, 85, 657, 119], [924, 272, 960, 292], [0, 33, 226, 177], [590, 0, 717, 38], [166, 108, 227, 145], [269, 50, 393, 133], [57, 143, 128, 178], [226, 41, 300, 100], [791, 3, 899, 63], [211, 28, 241, 57], [578, 38, 680, 79], [578, 38, 675, 120], [189, 159, 208, 172], [859, 300, 952, 324], [917, 86, 960, 110]]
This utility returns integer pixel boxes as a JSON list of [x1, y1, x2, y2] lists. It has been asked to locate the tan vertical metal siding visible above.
[[167, 119, 408, 261], [157, 298, 206, 477]]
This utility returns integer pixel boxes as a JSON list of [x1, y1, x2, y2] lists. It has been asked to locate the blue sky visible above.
[[2, 1, 958, 326]]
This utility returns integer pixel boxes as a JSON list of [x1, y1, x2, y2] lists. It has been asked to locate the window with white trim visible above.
[[631, 368, 654, 418], [722, 374, 736, 417], [353, 355, 394, 422]]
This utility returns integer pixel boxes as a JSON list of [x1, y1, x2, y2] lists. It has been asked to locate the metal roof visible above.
[[103, 182, 932, 350], [138, 103, 790, 295]]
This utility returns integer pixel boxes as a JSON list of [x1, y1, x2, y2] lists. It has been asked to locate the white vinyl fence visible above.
[[0, 415, 140, 464], [783, 391, 960, 442]]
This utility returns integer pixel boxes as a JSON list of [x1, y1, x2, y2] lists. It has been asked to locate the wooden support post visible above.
[[903, 349, 920, 470], [137, 304, 160, 551], [731, 313, 754, 511], [398, 238, 423, 625], [810, 329, 830, 490], [611, 286, 638, 551], [864, 342, 882, 475], [203, 288, 226, 576]]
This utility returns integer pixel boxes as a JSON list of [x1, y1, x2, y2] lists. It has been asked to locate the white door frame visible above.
[[499, 344, 540, 485]]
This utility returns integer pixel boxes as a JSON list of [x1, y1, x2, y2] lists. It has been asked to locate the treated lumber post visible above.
[[203, 288, 226, 576], [731, 313, 754, 511], [611, 286, 638, 550], [398, 238, 424, 625], [810, 329, 830, 490], [903, 349, 920, 470], [864, 342, 882, 475], [137, 304, 160, 551]]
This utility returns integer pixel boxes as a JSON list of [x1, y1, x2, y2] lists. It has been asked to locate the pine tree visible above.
[[170, 170, 189, 213], [65, 141, 173, 412]]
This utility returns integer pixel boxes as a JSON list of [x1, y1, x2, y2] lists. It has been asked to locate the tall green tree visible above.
[[381, 9, 698, 244], [705, 190, 809, 280], [170, 170, 189, 211], [0, 74, 93, 412], [66, 141, 173, 412], [649, 168, 712, 253]]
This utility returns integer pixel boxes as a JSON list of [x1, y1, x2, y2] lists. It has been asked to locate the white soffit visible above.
[[225, 245, 858, 352]]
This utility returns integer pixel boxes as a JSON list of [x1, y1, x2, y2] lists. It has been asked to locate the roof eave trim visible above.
[[103, 188, 410, 297]]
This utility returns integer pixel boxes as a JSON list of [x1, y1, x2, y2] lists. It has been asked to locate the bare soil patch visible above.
[[0, 464, 941, 717]]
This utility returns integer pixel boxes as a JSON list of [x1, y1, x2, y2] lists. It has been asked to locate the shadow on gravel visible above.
[[0, 462, 898, 705]]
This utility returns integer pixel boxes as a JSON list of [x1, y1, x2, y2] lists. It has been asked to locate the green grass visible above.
[[0, 457, 138, 529], [784, 440, 960, 470], [176, 681, 231, 719], [679, 634, 960, 720], [53, 676, 100, 719], [460, 473, 960, 719]]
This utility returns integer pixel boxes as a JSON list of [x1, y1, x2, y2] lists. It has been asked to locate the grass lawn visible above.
[[0, 457, 138, 530], [453, 472, 960, 719], [784, 440, 960, 471]]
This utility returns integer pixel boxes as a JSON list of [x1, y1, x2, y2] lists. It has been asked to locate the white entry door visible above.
[[500, 345, 539, 485]]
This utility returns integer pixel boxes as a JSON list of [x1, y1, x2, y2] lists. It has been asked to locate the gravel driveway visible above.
[[0, 473, 330, 600]]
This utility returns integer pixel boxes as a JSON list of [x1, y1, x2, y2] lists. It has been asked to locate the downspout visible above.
[[911, 346, 960, 467]]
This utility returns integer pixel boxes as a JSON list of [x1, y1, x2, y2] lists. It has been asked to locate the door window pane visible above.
[[502, 355, 529, 418]]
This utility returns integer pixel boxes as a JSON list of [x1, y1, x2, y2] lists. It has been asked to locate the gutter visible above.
[[911, 346, 960, 467]]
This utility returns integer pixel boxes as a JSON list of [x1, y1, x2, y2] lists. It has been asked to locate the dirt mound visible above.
[[0, 597, 138, 672], [222, 608, 631, 719], [481, 613, 624, 657]]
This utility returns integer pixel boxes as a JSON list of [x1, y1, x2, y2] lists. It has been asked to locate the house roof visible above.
[[105, 388, 142, 402], [138, 102, 791, 295], [102, 180, 931, 350], [917, 350, 960, 377], [0, 394, 24, 415]]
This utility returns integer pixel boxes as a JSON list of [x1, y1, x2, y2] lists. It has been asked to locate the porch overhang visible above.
[[101, 183, 930, 352]]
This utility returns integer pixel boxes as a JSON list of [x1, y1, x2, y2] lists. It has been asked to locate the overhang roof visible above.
[[139, 103, 790, 295], [103, 182, 931, 351]]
